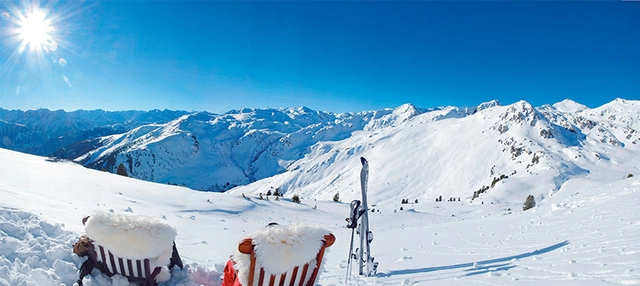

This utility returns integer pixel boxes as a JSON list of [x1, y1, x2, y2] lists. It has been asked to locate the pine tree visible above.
[[292, 195, 301, 203], [523, 194, 536, 211], [332, 191, 340, 202], [116, 163, 128, 177]]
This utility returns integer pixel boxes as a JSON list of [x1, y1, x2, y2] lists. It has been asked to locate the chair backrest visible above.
[[94, 243, 162, 281], [237, 233, 335, 286]]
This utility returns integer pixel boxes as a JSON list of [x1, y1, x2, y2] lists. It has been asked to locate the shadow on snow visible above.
[[379, 240, 569, 277]]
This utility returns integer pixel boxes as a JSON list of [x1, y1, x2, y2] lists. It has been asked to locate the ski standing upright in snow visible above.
[[345, 157, 378, 281]]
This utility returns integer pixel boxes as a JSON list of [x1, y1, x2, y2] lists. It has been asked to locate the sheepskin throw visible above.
[[233, 223, 331, 286], [84, 212, 177, 260]]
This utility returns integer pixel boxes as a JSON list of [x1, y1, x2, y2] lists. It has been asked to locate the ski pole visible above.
[[345, 227, 355, 283]]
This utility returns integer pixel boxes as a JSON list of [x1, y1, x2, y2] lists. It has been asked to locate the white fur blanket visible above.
[[84, 212, 177, 260], [233, 223, 330, 285]]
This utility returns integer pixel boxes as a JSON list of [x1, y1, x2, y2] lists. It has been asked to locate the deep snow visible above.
[[1, 147, 639, 285]]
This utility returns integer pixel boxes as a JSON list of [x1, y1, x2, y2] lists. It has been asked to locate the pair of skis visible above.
[[346, 157, 378, 282]]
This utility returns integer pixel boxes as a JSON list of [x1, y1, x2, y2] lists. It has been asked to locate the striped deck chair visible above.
[[73, 212, 183, 286], [229, 223, 335, 286]]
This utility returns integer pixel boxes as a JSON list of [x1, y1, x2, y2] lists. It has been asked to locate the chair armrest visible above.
[[323, 234, 336, 248], [238, 238, 254, 254]]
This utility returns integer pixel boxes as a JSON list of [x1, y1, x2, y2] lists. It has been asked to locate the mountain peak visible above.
[[600, 98, 640, 109], [477, 100, 501, 111], [497, 100, 540, 127], [393, 103, 419, 116], [552, 99, 587, 113]]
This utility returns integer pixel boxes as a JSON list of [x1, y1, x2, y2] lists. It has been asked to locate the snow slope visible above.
[[1, 147, 639, 285]]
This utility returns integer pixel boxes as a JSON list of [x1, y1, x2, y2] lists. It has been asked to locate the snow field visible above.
[[1, 144, 640, 285]]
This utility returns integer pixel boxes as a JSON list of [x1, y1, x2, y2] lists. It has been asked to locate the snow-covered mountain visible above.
[[3, 99, 639, 207], [62, 105, 444, 192], [49, 99, 640, 207], [0, 108, 189, 155], [228, 99, 640, 207]]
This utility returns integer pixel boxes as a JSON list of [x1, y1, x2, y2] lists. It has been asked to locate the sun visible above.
[[16, 7, 56, 54], [18, 10, 54, 49], [1, 0, 78, 87]]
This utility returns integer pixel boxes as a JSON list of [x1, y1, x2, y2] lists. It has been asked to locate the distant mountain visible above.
[[4, 99, 639, 206], [0, 108, 189, 155]]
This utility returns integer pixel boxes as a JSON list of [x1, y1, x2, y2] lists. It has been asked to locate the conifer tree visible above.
[[116, 163, 128, 177], [523, 195, 536, 211]]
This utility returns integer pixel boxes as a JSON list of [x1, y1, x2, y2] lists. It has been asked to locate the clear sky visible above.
[[0, 1, 638, 114]]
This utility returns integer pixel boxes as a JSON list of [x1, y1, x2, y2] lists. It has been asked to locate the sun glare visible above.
[[17, 7, 56, 54], [1, 1, 78, 90]]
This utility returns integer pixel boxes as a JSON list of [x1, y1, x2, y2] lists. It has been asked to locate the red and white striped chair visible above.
[[228, 223, 335, 286], [73, 213, 183, 286]]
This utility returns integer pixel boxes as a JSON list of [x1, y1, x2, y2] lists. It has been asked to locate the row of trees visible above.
[[401, 198, 419, 204], [435, 196, 460, 202], [246, 186, 303, 203]]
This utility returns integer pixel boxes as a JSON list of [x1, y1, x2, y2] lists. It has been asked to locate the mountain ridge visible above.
[[2, 99, 639, 207], [0, 108, 190, 155]]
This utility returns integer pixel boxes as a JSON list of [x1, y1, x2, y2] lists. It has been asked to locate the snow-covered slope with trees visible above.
[[1, 141, 639, 285], [230, 99, 640, 208], [53, 99, 638, 201], [3, 99, 639, 208]]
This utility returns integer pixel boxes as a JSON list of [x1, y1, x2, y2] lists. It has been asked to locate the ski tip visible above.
[[360, 157, 368, 165]]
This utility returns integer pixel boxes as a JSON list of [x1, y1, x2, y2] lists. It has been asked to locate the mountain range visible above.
[[1, 99, 638, 206], [0, 108, 188, 155]]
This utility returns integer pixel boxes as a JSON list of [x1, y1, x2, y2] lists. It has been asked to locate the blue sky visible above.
[[0, 1, 638, 113]]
